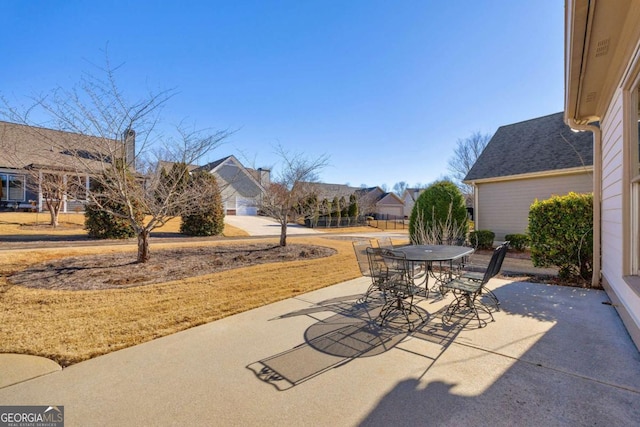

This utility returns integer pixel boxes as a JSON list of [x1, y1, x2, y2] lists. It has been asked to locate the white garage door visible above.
[[236, 197, 257, 215]]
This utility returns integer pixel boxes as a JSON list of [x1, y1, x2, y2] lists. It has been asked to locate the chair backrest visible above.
[[490, 241, 510, 277], [380, 248, 406, 269], [481, 243, 507, 284], [352, 240, 374, 276], [380, 249, 416, 294], [377, 237, 394, 250], [366, 247, 388, 281]]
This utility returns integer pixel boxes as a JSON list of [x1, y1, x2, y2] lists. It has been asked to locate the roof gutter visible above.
[[566, 119, 601, 288]]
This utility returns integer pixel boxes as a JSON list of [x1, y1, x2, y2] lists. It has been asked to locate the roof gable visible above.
[[401, 188, 424, 203], [196, 155, 264, 196], [377, 192, 403, 205], [464, 112, 594, 181]]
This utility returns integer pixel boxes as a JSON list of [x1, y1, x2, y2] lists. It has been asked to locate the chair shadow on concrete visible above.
[[247, 294, 470, 391]]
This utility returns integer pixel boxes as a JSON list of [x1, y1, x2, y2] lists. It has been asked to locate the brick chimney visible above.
[[123, 129, 136, 169], [257, 167, 270, 186]]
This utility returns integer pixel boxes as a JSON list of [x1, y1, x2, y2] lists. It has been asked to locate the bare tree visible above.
[[2, 59, 230, 262], [259, 145, 329, 246], [447, 131, 491, 199], [392, 181, 409, 196]]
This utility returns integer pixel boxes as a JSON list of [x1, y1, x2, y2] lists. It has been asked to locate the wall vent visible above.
[[595, 38, 610, 57]]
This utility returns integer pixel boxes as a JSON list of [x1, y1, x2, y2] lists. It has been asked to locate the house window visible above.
[[1, 174, 25, 202], [631, 84, 640, 275], [0, 174, 6, 201]]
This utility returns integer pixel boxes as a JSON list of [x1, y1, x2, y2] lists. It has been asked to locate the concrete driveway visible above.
[[1, 277, 639, 426], [224, 215, 321, 236]]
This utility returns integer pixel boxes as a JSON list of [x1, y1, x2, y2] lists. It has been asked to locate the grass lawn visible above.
[[0, 212, 249, 237], [0, 232, 367, 366]]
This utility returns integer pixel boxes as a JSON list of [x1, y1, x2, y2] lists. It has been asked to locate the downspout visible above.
[[566, 119, 602, 288], [472, 182, 478, 228]]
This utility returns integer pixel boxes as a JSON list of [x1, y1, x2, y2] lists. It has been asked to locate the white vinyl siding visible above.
[[601, 90, 625, 280], [599, 85, 640, 347], [476, 172, 593, 240]]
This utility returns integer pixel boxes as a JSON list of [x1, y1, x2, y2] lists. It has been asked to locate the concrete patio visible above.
[[1, 276, 639, 426]]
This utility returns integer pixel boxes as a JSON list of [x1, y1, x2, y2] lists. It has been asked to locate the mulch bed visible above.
[[8, 243, 336, 291]]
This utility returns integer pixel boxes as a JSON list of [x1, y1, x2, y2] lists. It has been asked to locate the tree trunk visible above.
[[45, 199, 60, 228], [48, 210, 59, 228], [137, 229, 151, 263], [279, 220, 287, 247]]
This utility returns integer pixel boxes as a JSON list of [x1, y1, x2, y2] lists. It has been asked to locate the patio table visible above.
[[393, 245, 474, 296]]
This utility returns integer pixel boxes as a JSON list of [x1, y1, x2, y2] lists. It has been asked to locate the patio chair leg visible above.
[[481, 286, 500, 311]]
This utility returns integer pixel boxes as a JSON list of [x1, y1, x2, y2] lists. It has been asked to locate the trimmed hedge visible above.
[[409, 180, 468, 244], [504, 233, 529, 251], [469, 230, 495, 249], [528, 192, 593, 281]]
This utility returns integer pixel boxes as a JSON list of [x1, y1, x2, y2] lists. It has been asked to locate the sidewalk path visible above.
[[224, 215, 321, 236]]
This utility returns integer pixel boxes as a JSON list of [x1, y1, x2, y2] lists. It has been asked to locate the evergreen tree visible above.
[[180, 171, 225, 236], [409, 180, 468, 244]]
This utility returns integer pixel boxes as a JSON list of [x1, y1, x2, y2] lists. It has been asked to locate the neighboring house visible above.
[[464, 112, 593, 240], [197, 155, 269, 216], [367, 188, 405, 219], [0, 120, 128, 213], [0, 122, 266, 217], [401, 188, 425, 218], [303, 182, 356, 201], [304, 182, 405, 219], [565, 0, 640, 349]]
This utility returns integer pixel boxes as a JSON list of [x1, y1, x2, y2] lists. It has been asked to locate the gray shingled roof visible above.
[[303, 182, 361, 199], [198, 156, 232, 173], [0, 120, 117, 171], [464, 112, 594, 181]]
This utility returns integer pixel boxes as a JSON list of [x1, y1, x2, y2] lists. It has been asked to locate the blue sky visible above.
[[0, 1, 565, 190]]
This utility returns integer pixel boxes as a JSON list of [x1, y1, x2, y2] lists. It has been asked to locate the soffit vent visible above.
[[595, 38, 610, 57]]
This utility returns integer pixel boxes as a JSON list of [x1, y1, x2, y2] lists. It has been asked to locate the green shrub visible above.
[[469, 230, 495, 249], [409, 180, 468, 244], [180, 172, 225, 236], [528, 192, 593, 281], [157, 162, 191, 216], [348, 194, 358, 218], [504, 233, 529, 251], [84, 171, 144, 239]]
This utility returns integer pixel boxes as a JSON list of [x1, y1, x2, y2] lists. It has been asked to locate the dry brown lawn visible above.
[[367, 219, 409, 232], [314, 226, 381, 234], [0, 212, 249, 237], [0, 235, 362, 367]]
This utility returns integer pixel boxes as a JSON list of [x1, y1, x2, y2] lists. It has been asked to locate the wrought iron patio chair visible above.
[[378, 249, 425, 330], [441, 244, 503, 328], [459, 241, 509, 310], [353, 240, 388, 302], [376, 237, 394, 250], [379, 237, 428, 285]]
